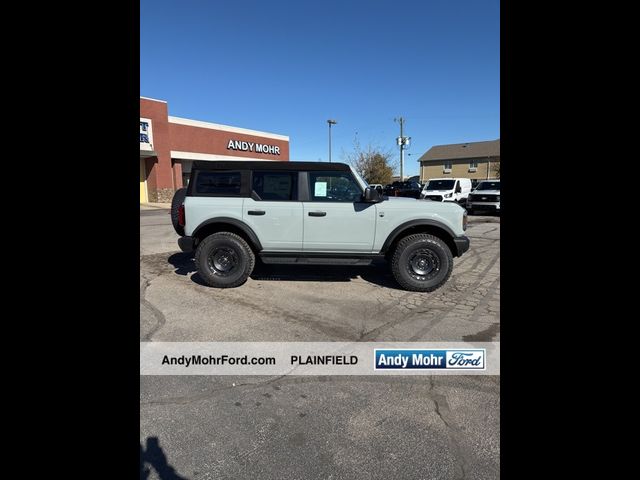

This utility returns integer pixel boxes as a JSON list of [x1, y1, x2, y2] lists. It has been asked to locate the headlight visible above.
[[444, 193, 452, 198]]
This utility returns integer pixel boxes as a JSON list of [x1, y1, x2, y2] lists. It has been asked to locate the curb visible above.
[[140, 203, 171, 210]]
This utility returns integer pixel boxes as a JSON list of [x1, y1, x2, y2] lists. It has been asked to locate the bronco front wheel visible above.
[[390, 233, 453, 292]]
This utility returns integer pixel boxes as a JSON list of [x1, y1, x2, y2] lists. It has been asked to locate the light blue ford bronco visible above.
[[171, 161, 469, 292]]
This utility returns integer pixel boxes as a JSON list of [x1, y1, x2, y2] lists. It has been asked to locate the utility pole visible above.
[[395, 117, 410, 180]]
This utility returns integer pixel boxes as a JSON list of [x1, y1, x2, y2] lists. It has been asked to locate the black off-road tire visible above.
[[171, 187, 188, 236], [195, 232, 255, 288], [390, 233, 453, 292]]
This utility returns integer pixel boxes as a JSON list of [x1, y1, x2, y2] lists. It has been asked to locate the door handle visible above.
[[308, 211, 326, 217], [248, 210, 266, 216]]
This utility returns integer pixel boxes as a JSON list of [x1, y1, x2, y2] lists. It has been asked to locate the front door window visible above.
[[308, 171, 362, 202]]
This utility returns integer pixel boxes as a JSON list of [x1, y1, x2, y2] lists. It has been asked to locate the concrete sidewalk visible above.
[[140, 202, 171, 210]]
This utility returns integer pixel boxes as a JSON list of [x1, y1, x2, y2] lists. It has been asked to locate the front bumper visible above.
[[178, 236, 195, 253], [422, 194, 443, 201], [453, 235, 470, 257], [468, 202, 500, 211]]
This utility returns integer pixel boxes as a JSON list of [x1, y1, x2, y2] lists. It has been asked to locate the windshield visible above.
[[475, 181, 500, 191], [349, 167, 368, 190], [425, 180, 455, 190]]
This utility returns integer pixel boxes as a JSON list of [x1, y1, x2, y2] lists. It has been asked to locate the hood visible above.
[[385, 196, 419, 202], [382, 196, 466, 212], [471, 190, 500, 196]]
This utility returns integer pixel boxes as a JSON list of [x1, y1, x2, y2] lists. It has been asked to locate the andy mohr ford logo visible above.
[[374, 349, 485, 370]]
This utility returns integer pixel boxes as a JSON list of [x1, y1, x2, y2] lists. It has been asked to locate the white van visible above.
[[421, 178, 472, 203]]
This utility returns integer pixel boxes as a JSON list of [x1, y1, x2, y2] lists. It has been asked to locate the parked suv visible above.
[[466, 180, 500, 214], [171, 161, 470, 292], [383, 181, 422, 198], [383, 181, 401, 196]]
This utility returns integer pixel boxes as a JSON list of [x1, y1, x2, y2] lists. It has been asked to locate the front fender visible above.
[[380, 219, 457, 253]]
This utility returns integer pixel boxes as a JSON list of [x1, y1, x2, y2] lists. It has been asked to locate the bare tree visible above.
[[343, 137, 397, 185]]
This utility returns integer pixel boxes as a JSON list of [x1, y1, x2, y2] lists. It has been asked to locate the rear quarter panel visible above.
[[183, 197, 244, 236]]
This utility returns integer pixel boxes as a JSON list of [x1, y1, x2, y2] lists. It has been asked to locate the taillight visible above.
[[178, 204, 185, 226]]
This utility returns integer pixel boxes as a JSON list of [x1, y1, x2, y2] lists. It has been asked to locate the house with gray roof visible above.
[[417, 139, 500, 184]]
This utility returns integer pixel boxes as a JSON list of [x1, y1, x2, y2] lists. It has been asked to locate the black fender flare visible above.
[[192, 217, 263, 251], [380, 219, 456, 253]]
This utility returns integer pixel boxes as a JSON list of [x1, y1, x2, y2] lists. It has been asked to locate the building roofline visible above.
[[168, 116, 289, 141], [140, 96, 167, 103], [430, 139, 499, 148], [418, 139, 500, 162], [418, 154, 499, 162]]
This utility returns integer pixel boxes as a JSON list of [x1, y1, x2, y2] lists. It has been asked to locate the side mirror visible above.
[[363, 186, 383, 203]]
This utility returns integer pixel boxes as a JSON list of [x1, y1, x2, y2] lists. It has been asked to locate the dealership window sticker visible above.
[[314, 182, 327, 197]]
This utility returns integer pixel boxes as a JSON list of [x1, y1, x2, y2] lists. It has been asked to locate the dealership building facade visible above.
[[140, 96, 290, 203]]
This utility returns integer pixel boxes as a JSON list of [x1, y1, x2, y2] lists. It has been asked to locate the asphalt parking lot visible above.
[[140, 207, 500, 479]]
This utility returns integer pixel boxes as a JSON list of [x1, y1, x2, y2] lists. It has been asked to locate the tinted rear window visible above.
[[195, 171, 242, 195]]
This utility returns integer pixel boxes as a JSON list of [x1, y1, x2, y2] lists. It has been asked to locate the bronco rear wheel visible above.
[[195, 232, 255, 288], [390, 233, 453, 292]]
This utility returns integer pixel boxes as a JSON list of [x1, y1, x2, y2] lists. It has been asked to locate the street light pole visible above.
[[327, 119, 337, 162]]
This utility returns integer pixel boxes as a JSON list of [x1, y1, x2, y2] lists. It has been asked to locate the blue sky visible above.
[[141, 0, 499, 177]]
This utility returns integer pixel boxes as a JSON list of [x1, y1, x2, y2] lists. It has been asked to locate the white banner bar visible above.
[[140, 342, 500, 375]]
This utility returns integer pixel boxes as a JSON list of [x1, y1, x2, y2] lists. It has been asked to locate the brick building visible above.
[[140, 96, 290, 202]]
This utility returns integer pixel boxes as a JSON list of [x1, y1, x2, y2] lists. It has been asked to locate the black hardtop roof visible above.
[[192, 161, 350, 172]]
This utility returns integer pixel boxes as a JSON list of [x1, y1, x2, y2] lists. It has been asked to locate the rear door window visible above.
[[252, 171, 298, 201]]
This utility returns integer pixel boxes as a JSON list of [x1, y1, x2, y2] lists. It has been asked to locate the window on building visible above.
[[309, 171, 362, 202], [443, 161, 452, 171], [195, 171, 242, 195], [252, 171, 298, 201], [470, 160, 478, 168]]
